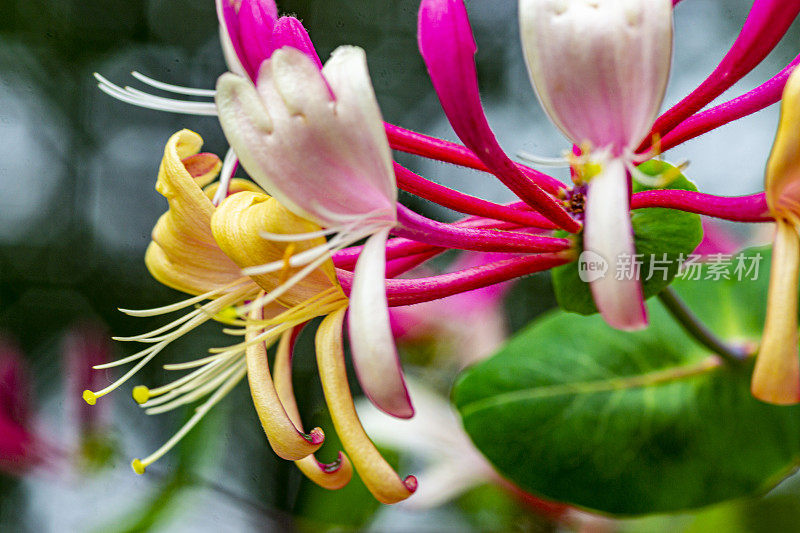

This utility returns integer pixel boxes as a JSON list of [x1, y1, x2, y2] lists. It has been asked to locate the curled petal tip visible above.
[[296, 451, 354, 490], [306, 426, 325, 446]]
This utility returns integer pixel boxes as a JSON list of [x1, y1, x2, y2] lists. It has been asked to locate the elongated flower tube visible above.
[[519, 0, 673, 330], [752, 67, 800, 405], [216, 45, 414, 419]]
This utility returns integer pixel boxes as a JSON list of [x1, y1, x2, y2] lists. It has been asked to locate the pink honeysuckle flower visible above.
[[751, 68, 800, 405], [214, 43, 574, 419], [0, 337, 40, 476], [215, 45, 414, 419], [517, 0, 673, 331], [62, 324, 115, 467]]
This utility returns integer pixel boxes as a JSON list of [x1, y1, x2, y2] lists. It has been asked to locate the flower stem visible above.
[[657, 287, 748, 366]]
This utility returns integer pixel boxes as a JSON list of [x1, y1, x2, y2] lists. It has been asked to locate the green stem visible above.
[[658, 287, 747, 366]]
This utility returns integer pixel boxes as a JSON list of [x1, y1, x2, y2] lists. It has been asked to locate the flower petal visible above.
[[766, 66, 800, 218], [211, 191, 342, 307], [274, 327, 353, 490], [272, 16, 323, 70], [216, 46, 396, 228], [583, 157, 647, 330], [520, 0, 673, 153], [245, 301, 325, 460], [316, 307, 417, 504], [348, 228, 414, 419], [752, 219, 800, 405], [145, 130, 244, 296], [237, 0, 278, 78]]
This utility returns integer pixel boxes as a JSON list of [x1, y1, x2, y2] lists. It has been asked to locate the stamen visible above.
[[315, 307, 416, 504], [212, 148, 239, 206], [83, 341, 169, 404], [517, 151, 570, 167], [141, 356, 238, 409], [95, 73, 218, 116], [85, 290, 250, 402], [145, 359, 247, 415], [238, 249, 344, 315], [118, 279, 250, 317], [130, 71, 216, 97], [131, 363, 247, 475]]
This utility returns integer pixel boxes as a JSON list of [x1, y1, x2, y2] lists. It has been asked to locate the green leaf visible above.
[[552, 160, 704, 315], [454, 248, 800, 515]]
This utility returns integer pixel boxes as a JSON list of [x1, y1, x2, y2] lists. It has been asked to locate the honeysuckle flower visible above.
[[92, 0, 800, 510], [215, 45, 415, 420], [84, 128, 422, 503], [81, 130, 352, 486], [517, 0, 673, 330], [751, 67, 800, 405], [0, 337, 39, 476]]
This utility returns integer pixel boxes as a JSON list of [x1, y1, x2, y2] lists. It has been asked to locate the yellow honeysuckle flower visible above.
[[84, 130, 415, 501], [752, 67, 800, 405]]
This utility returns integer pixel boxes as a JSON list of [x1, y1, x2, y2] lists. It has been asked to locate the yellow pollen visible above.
[[132, 385, 151, 405], [215, 306, 239, 322], [131, 459, 146, 475], [82, 390, 97, 406]]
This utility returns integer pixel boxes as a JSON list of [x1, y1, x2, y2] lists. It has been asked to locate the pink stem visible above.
[[394, 204, 569, 254], [643, 0, 800, 145], [656, 55, 800, 152], [334, 213, 524, 270], [385, 123, 565, 195], [337, 253, 573, 306], [631, 190, 771, 222], [386, 250, 444, 278], [394, 162, 558, 228]]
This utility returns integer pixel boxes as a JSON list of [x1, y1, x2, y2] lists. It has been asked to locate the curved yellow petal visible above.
[[752, 218, 800, 405], [146, 130, 244, 295], [316, 307, 417, 504], [245, 300, 325, 460], [211, 191, 344, 307], [274, 328, 353, 490], [766, 67, 800, 219], [203, 177, 264, 202]]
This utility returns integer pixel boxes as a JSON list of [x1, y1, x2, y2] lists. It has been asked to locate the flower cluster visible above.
[[90, 0, 800, 504]]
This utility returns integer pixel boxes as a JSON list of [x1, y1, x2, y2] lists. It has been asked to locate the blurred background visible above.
[[1, 0, 798, 531]]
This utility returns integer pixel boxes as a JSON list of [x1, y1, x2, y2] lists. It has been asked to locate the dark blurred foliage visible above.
[[1, 0, 799, 531]]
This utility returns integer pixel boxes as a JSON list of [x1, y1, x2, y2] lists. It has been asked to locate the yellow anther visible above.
[[132, 386, 151, 405], [82, 390, 97, 406], [214, 306, 239, 322], [131, 459, 146, 475]]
